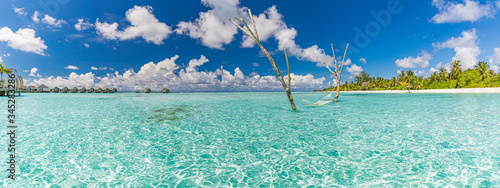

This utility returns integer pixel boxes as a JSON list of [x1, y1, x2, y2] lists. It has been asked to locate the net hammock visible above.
[[293, 90, 334, 106]]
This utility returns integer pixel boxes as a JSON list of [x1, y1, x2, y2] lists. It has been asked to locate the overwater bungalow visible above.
[[87, 87, 95, 93], [23, 86, 28, 91], [52, 86, 60, 93], [70, 87, 78, 93], [104, 88, 111, 93], [95, 87, 102, 93], [78, 87, 86, 93], [38, 84, 50, 93], [28, 86, 37, 92], [161, 88, 170, 93], [111, 87, 117, 93], [143, 88, 151, 93], [61, 87, 69, 93]]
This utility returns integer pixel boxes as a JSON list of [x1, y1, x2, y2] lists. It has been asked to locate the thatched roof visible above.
[[38, 84, 49, 88]]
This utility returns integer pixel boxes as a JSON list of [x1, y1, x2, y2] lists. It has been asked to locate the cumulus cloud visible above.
[[65, 65, 79, 70], [175, 0, 242, 49], [395, 50, 432, 69], [83, 43, 90, 48], [430, 0, 497, 23], [433, 29, 480, 69], [346, 64, 363, 76], [0, 27, 47, 55], [14, 7, 27, 17], [29, 67, 41, 77], [28, 55, 327, 91], [75, 19, 94, 31], [42, 14, 66, 27], [32, 11, 40, 22], [91, 66, 108, 71], [95, 6, 172, 45], [359, 58, 367, 64], [344, 59, 352, 66], [489, 48, 500, 72], [0, 57, 2, 63], [176, 1, 327, 63]]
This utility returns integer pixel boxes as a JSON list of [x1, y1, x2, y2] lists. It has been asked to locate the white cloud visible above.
[[95, 6, 172, 45], [83, 43, 90, 48], [359, 58, 367, 64], [91, 66, 108, 71], [29, 67, 41, 77], [23, 70, 29, 72], [28, 55, 327, 91], [175, 0, 242, 49], [346, 64, 363, 76], [497, 1, 500, 8], [344, 59, 352, 66], [65, 65, 79, 70], [0, 27, 47, 55], [489, 48, 500, 72], [177, 1, 327, 63], [252, 62, 259, 67], [433, 29, 480, 69], [32, 11, 40, 22], [430, 0, 497, 23], [14, 7, 27, 17], [395, 50, 432, 69], [41, 14, 66, 27], [75, 19, 94, 31], [0, 57, 2, 63]]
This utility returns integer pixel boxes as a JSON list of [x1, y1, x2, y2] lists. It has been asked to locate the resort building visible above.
[[87, 87, 95, 93], [161, 88, 170, 93], [111, 88, 117, 93], [28, 86, 37, 92], [95, 87, 102, 93], [70, 87, 78, 93], [104, 88, 111, 93], [78, 87, 86, 93], [52, 86, 60, 93], [38, 84, 51, 92], [61, 87, 69, 93], [23, 86, 27, 91], [143, 88, 151, 93]]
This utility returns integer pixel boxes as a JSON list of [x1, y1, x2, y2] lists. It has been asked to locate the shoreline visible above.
[[315, 87, 500, 94]]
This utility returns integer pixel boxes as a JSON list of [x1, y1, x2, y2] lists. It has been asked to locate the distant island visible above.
[[321, 61, 500, 91]]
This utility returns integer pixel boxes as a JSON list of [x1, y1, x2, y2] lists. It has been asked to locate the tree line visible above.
[[323, 60, 500, 91]]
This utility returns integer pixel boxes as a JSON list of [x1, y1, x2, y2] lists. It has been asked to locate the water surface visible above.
[[2, 92, 499, 187]]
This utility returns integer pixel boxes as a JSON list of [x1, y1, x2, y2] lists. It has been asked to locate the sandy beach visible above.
[[326, 88, 500, 94]]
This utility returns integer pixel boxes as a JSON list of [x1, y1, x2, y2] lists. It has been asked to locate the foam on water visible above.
[[1, 92, 499, 187]]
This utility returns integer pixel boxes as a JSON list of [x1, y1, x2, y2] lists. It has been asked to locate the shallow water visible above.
[[1, 92, 499, 187]]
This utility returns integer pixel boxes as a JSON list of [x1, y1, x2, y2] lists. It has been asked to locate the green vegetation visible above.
[[323, 60, 500, 91]]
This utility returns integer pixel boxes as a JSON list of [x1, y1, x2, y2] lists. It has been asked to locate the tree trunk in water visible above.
[[334, 82, 340, 102], [256, 44, 296, 111]]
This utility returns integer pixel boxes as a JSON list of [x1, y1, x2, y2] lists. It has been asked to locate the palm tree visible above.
[[474, 61, 491, 81], [0, 63, 16, 81], [449, 60, 462, 80], [438, 67, 447, 82]]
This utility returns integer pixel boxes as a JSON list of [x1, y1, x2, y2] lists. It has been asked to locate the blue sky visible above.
[[1, 0, 500, 91]]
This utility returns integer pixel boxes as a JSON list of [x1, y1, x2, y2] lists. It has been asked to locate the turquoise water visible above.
[[2, 92, 500, 187]]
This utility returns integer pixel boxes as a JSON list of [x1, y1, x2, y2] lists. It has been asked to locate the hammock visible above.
[[294, 91, 334, 106]]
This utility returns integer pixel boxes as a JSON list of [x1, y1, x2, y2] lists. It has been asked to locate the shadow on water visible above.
[[144, 105, 193, 123]]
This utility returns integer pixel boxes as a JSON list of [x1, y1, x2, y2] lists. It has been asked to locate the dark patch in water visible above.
[[145, 105, 192, 123]]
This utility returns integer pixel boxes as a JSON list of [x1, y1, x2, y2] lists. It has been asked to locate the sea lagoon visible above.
[[2, 92, 499, 187]]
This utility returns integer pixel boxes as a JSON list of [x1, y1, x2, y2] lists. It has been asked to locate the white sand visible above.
[[330, 88, 500, 94]]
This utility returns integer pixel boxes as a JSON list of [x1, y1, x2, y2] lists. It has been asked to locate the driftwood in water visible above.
[[316, 44, 349, 102], [229, 9, 297, 111]]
